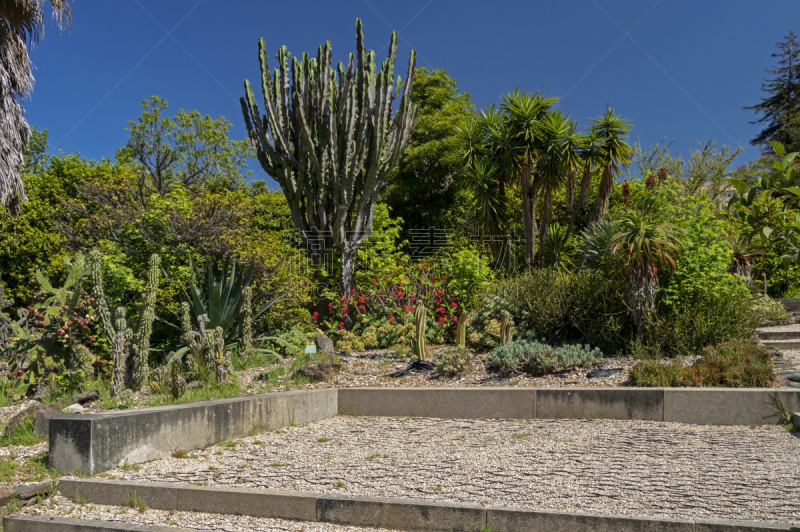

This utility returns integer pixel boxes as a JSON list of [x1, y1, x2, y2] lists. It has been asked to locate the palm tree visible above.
[[576, 129, 603, 211], [462, 157, 507, 253], [0, 0, 71, 216], [590, 109, 633, 223], [535, 111, 570, 258], [501, 89, 558, 269], [609, 204, 684, 340]]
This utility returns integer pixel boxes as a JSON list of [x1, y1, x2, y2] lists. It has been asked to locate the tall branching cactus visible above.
[[240, 18, 419, 294], [89, 250, 161, 394], [411, 303, 427, 360], [456, 310, 468, 347]]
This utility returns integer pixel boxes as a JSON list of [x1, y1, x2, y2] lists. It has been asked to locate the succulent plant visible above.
[[89, 250, 161, 394], [240, 286, 254, 360], [455, 310, 468, 348], [410, 303, 427, 360], [240, 18, 418, 294], [491, 339, 602, 376], [499, 311, 514, 346]]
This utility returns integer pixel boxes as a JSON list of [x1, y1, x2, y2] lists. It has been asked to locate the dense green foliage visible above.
[[630, 339, 774, 387]]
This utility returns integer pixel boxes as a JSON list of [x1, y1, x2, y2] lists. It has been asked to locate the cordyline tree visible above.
[[240, 19, 418, 295], [0, 0, 71, 216]]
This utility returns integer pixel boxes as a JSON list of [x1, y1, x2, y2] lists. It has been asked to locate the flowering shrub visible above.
[[491, 339, 602, 376]]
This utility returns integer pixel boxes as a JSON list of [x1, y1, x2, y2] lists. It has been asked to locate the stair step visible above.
[[763, 339, 800, 351], [758, 329, 800, 340]]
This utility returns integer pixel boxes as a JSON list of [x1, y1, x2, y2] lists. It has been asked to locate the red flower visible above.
[[371, 278, 377, 284], [328, 302, 334, 310], [351, 288, 357, 295], [389, 315, 395, 323], [437, 317, 445, 325], [438, 307, 445, 315], [339, 322, 345, 330], [342, 308, 348, 316], [442, 275, 447, 280], [450, 301, 457, 308], [453, 316, 458, 323]]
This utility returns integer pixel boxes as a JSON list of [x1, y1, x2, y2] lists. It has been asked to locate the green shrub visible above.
[[435, 346, 474, 377], [471, 269, 630, 353], [751, 294, 788, 322], [490, 339, 602, 376], [642, 290, 761, 357], [630, 339, 774, 387]]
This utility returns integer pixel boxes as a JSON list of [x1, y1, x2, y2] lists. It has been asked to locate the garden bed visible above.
[[74, 415, 800, 524]]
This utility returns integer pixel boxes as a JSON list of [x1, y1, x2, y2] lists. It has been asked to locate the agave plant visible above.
[[183, 255, 281, 343], [579, 218, 619, 269]]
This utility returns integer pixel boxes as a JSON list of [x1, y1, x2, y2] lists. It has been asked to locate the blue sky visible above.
[[25, 0, 800, 188]]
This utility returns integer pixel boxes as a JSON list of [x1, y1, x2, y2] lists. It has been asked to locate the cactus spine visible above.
[[89, 250, 161, 394], [499, 311, 514, 346], [240, 286, 254, 360], [410, 303, 427, 360], [455, 310, 468, 347]]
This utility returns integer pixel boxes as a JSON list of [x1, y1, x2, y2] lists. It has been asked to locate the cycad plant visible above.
[[608, 206, 684, 339], [579, 218, 619, 269]]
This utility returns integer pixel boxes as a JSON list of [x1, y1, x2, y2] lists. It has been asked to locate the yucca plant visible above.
[[609, 204, 684, 340], [542, 223, 573, 271]]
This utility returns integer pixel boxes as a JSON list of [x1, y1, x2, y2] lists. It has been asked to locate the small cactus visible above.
[[455, 310, 468, 347], [410, 303, 427, 360], [240, 287, 254, 360], [499, 311, 514, 346]]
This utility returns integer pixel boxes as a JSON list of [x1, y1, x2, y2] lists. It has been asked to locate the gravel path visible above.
[[239, 350, 640, 392], [31, 495, 391, 531], [85, 416, 800, 525]]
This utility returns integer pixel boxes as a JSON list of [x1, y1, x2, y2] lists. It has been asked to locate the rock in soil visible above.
[[587, 368, 623, 379], [0, 487, 14, 506], [295, 362, 340, 382], [5, 404, 68, 439], [314, 334, 335, 355], [14, 482, 52, 500], [61, 403, 86, 414]]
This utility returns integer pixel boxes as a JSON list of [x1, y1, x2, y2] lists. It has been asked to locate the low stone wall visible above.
[[48, 387, 800, 475], [339, 387, 800, 426], [49, 389, 337, 475], [47, 479, 794, 532]]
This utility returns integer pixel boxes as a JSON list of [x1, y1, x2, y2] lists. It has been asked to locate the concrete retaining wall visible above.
[[49, 387, 800, 475], [339, 387, 800, 426], [48, 389, 337, 475], [51, 479, 794, 531]]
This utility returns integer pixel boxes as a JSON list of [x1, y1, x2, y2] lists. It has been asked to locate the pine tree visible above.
[[744, 30, 800, 152]]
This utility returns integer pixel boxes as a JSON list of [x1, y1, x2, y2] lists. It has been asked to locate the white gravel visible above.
[[72, 416, 800, 525]]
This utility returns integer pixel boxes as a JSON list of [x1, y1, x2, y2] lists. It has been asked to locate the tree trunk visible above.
[[591, 164, 613, 223], [340, 246, 356, 328], [538, 186, 553, 266], [565, 167, 575, 214], [626, 261, 658, 341], [521, 161, 534, 270], [578, 164, 593, 211]]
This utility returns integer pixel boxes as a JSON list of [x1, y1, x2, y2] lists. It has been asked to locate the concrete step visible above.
[[758, 329, 800, 340], [763, 339, 800, 350]]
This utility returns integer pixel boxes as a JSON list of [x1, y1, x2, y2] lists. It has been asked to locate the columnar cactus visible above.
[[455, 310, 468, 348], [132, 254, 161, 388], [410, 304, 427, 361], [240, 287, 254, 360], [89, 250, 161, 394], [180, 301, 192, 334], [499, 311, 514, 346], [240, 19, 419, 295]]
